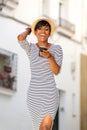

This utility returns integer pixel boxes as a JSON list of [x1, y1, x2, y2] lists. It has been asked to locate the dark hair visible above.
[[34, 20, 51, 32]]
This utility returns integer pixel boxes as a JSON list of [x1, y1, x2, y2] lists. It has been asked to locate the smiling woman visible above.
[[31, 18, 56, 36], [17, 17, 63, 130]]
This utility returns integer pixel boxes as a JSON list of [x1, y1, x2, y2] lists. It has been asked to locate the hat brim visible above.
[[31, 18, 56, 36]]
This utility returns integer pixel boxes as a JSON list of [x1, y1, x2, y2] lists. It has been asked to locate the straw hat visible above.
[[31, 17, 56, 36]]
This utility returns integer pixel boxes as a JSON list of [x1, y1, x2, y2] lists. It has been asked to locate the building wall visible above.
[[0, 15, 82, 130], [0, 16, 32, 130], [14, 0, 42, 24], [51, 33, 81, 130], [0, 0, 87, 130]]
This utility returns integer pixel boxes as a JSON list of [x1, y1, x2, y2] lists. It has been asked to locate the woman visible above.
[[17, 18, 63, 130]]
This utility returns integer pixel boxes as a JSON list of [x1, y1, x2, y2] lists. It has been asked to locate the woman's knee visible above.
[[40, 114, 53, 130], [40, 125, 49, 130]]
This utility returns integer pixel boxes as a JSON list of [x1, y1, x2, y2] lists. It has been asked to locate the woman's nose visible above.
[[41, 29, 45, 33]]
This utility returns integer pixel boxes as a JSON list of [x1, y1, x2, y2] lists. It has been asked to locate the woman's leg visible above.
[[39, 114, 53, 130]]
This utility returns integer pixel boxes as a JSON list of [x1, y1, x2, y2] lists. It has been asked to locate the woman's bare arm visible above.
[[48, 55, 60, 75], [40, 51, 61, 75], [17, 28, 31, 41]]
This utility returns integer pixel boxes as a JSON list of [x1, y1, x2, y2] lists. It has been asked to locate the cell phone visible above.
[[39, 47, 47, 52], [39, 47, 47, 56]]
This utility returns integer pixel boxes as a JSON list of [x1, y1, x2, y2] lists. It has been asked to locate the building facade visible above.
[[0, 0, 87, 130]]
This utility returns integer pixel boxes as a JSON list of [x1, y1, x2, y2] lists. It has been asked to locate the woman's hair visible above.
[[34, 20, 51, 32]]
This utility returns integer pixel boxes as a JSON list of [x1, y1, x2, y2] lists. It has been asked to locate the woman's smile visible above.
[[39, 33, 46, 39]]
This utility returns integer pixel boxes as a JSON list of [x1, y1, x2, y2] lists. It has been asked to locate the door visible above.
[[80, 54, 87, 130]]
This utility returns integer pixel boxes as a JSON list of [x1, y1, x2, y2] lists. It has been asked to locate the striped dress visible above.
[[18, 40, 63, 130]]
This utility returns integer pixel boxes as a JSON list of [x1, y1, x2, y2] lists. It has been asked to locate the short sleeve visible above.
[[53, 45, 63, 67], [18, 39, 31, 56]]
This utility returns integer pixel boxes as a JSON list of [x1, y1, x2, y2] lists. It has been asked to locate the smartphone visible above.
[[39, 47, 47, 56]]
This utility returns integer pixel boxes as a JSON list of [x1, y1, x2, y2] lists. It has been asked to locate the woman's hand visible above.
[[40, 50, 60, 75], [40, 50, 52, 59], [25, 27, 32, 35], [17, 27, 31, 41]]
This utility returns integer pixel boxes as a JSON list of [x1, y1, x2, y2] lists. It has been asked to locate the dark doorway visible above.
[[52, 109, 59, 130]]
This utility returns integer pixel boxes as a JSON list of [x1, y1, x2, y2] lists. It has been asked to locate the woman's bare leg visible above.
[[40, 114, 53, 130]]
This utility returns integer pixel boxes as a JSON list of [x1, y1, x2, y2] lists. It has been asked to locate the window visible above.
[[0, 48, 18, 95]]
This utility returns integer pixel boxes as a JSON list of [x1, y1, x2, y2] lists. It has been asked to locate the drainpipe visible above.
[[59, 0, 63, 25]]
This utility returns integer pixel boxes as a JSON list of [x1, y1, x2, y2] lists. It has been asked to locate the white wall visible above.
[[14, 0, 42, 24], [0, 0, 87, 129], [0, 16, 33, 130], [0, 15, 83, 130], [50, 33, 82, 130]]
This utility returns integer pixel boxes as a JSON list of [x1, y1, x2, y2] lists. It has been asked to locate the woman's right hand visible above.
[[17, 27, 31, 41], [25, 27, 32, 35]]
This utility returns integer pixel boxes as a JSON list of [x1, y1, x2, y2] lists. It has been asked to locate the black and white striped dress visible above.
[[18, 40, 63, 130]]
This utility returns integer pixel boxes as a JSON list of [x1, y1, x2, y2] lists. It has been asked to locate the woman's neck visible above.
[[36, 41, 51, 48]]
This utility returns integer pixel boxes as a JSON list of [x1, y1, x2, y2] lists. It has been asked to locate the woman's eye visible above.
[[38, 28, 41, 30], [37, 27, 49, 31], [45, 28, 49, 31]]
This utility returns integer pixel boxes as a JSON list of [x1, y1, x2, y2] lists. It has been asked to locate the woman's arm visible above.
[[40, 51, 61, 75], [17, 28, 32, 55], [48, 55, 60, 75], [17, 28, 31, 41]]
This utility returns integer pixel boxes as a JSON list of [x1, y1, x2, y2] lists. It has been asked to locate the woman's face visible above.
[[35, 25, 51, 42]]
